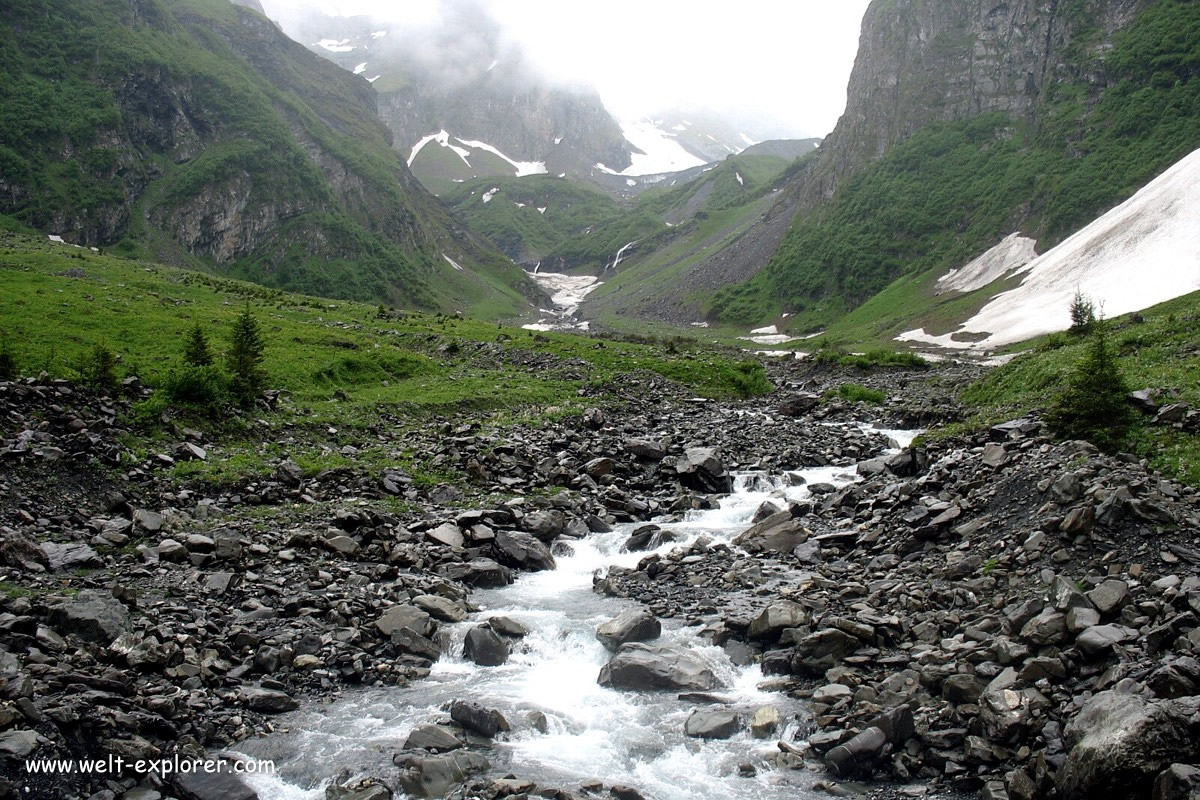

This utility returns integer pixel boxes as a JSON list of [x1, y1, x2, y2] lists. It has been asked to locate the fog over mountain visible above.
[[259, 0, 871, 140]]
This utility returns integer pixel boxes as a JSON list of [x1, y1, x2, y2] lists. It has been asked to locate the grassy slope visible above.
[[953, 293, 1200, 486], [709, 0, 1200, 329], [0, 234, 770, 414], [0, 0, 532, 318], [442, 176, 627, 265]]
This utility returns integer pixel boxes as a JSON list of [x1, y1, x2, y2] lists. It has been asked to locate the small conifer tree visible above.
[[227, 304, 266, 407], [84, 342, 119, 395], [1069, 289, 1097, 335], [1046, 323, 1132, 452], [183, 322, 213, 367]]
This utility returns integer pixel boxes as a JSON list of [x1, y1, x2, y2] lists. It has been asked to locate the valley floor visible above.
[[1, 353, 1198, 800]]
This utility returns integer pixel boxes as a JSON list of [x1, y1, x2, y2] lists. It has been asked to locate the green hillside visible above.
[[0, 0, 533, 317]]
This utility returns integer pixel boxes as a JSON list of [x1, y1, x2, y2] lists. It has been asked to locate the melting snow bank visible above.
[[521, 272, 601, 332], [900, 146, 1200, 350], [935, 233, 1038, 294]]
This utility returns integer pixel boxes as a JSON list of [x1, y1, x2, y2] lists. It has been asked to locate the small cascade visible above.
[[607, 240, 638, 272]]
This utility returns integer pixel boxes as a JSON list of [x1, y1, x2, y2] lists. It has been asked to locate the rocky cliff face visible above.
[[806, 0, 1151, 203]]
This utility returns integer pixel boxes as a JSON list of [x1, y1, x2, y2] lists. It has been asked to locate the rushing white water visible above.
[[238, 428, 916, 800]]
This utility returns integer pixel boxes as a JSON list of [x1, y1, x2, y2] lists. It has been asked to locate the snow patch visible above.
[[740, 334, 801, 345], [690, 322, 710, 328], [898, 146, 1200, 350], [616, 118, 707, 176], [739, 132, 757, 146], [936, 233, 1038, 295], [408, 130, 470, 167], [528, 272, 601, 317], [487, 59, 499, 71], [735, 172, 744, 186], [456, 137, 547, 176], [314, 39, 353, 53], [442, 254, 465, 272], [352, 62, 367, 75], [537, 207, 547, 215], [749, 325, 778, 335], [48, 235, 66, 244], [481, 187, 498, 203], [554, 136, 563, 145], [366, 76, 380, 83], [515, 202, 525, 208], [626, 179, 637, 187], [370, 30, 387, 39]]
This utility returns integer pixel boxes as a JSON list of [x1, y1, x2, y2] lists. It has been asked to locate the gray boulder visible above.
[[463, 625, 509, 666], [172, 769, 258, 800], [403, 725, 463, 752], [791, 628, 862, 675], [492, 531, 555, 572], [674, 447, 733, 494], [685, 710, 740, 739], [450, 700, 509, 738], [596, 608, 661, 652], [1058, 691, 1200, 799], [241, 686, 298, 714], [747, 600, 809, 640], [46, 590, 130, 644], [394, 752, 489, 799], [597, 643, 722, 692], [442, 558, 512, 588]]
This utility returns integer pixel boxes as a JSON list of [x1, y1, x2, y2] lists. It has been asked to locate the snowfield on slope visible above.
[[596, 119, 708, 176], [899, 146, 1200, 350]]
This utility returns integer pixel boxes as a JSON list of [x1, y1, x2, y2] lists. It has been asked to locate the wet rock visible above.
[[747, 600, 809, 640], [403, 725, 463, 752], [523, 510, 566, 541], [825, 726, 889, 777], [596, 608, 661, 652], [750, 706, 780, 738], [241, 686, 298, 714], [597, 643, 722, 692], [485, 616, 529, 638], [734, 516, 809, 554], [394, 752, 489, 799], [442, 558, 512, 588], [325, 781, 392, 800], [674, 447, 733, 494], [685, 709, 740, 739], [492, 531, 555, 572], [172, 770, 258, 800], [622, 524, 681, 552], [463, 625, 509, 666], [449, 700, 509, 738], [46, 590, 130, 644], [413, 595, 467, 623], [375, 605, 434, 639]]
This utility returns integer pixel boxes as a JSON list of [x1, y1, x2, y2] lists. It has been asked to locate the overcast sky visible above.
[[264, 0, 872, 138]]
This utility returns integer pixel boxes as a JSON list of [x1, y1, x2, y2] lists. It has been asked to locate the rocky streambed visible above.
[[1, 362, 1199, 800]]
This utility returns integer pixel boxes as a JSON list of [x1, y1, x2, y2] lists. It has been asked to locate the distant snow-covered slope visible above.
[[899, 147, 1200, 350]]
